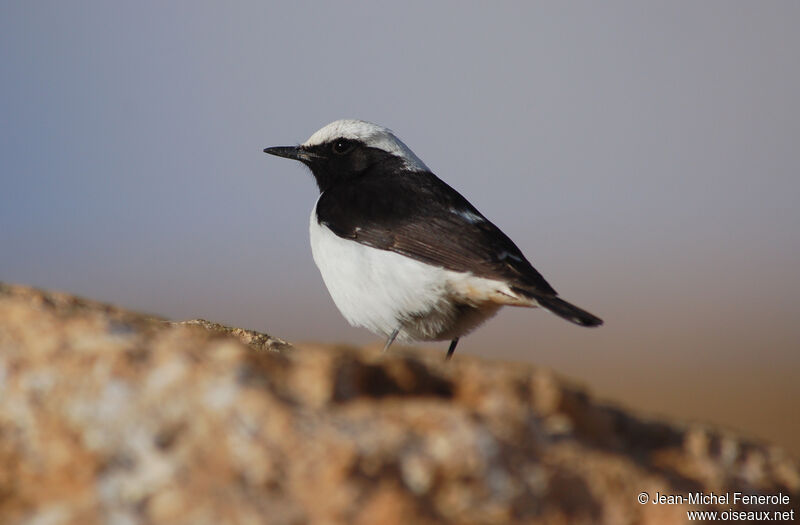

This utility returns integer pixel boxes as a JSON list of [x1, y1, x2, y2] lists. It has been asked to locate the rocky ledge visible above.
[[0, 283, 797, 524]]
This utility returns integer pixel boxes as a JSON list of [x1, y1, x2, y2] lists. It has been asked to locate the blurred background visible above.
[[2, 2, 798, 456]]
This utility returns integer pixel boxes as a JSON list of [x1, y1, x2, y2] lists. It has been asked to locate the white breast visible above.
[[309, 204, 519, 342]]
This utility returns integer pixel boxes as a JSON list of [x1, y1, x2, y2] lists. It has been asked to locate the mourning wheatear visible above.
[[264, 119, 602, 359]]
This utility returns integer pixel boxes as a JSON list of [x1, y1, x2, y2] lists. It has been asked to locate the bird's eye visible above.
[[331, 139, 354, 155]]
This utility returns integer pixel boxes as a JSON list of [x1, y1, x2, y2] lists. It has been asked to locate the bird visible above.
[[264, 119, 602, 359]]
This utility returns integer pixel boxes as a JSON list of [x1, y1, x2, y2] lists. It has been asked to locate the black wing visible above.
[[315, 169, 558, 296]]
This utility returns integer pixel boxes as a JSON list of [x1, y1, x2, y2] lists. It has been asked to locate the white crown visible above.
[[303, 119, 428, 171]]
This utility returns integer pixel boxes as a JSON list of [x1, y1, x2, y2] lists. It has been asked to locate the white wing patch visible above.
[[450, 207, 485, 224], [497, 251, 522, 263]]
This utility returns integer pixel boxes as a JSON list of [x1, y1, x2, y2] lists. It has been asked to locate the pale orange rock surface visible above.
[[0, 283, 797, 524]]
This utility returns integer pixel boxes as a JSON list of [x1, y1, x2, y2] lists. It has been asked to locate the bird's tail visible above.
[[513, 287, 603, 327], [535, 295, 603, 327]]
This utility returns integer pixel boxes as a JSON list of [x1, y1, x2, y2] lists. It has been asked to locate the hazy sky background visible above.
[[2, 2, 799, 454]]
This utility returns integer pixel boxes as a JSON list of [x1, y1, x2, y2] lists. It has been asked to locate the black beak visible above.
[[263, 145, 308, 162]]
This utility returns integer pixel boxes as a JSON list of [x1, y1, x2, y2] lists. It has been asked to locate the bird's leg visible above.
[[382, 328, 400, 353], [445, 338, 460, 360]]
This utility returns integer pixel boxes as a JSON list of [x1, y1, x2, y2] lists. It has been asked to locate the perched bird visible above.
[[264, 120, 602, 359]]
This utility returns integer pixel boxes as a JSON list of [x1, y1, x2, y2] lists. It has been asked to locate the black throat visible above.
[[303, 144, 411, 193]]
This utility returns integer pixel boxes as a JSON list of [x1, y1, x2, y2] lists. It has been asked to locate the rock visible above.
[[0, 282, 797, 524]]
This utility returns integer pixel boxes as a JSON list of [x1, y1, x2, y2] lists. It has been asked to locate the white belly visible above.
[[309, 205, 514, 342]]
